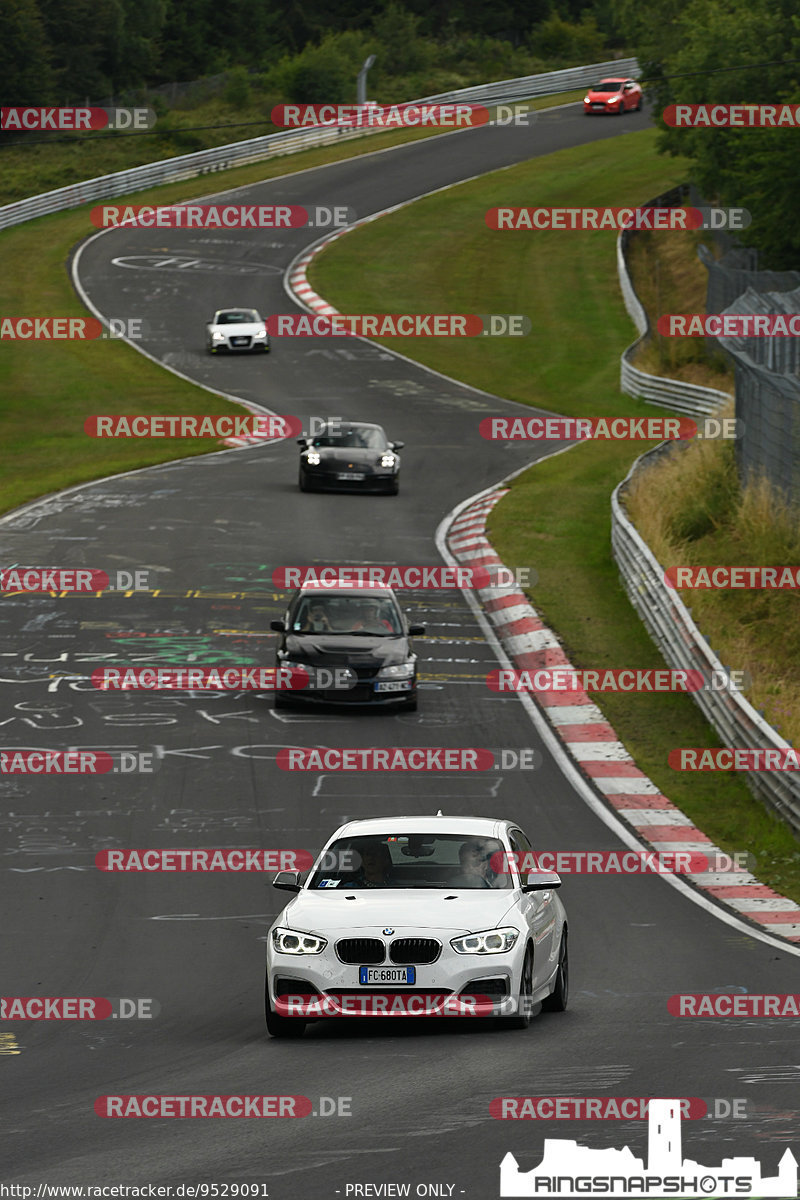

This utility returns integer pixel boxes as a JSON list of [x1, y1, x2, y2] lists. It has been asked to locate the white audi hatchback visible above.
[[265, 814, 568, 1037]]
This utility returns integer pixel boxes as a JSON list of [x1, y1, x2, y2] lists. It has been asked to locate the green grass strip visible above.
[[310, 127, 800, 905]]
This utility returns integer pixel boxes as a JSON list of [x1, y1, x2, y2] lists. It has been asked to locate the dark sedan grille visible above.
[[336, 937, 385, 964], [389, 937, 441, 964], [352, 665, 380, 680]]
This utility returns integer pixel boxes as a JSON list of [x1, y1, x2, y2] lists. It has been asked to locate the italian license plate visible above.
[[359, 966, 416, 985], [374, 680, 412, 693], [337, 472, 365, 480]]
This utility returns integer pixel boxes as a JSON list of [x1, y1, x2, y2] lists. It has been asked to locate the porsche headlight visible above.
[[451, 927, 519, 955], [377, 661, 414, 679], [272, 928, 327, 955], [305, 451, 321, 465], [380, 453, 397, 468]]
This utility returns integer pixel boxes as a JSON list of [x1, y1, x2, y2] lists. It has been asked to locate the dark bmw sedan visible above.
[[297, 421, 403, 494], [271, 584, 425, 710]]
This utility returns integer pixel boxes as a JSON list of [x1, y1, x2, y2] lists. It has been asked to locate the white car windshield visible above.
[[309, 834, 512, 889], [216, 310, 258, 324]]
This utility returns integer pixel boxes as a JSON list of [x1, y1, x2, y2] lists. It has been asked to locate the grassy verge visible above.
[[627, 228, 734, 391], [0, 90, 579, 516], [310, 127, 800, 901], [0, 90, 587, 206]]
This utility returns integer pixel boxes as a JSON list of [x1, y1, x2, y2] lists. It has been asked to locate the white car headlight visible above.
[[254, 329, 267, 338], [451, 927, 519, 954], [305, 451, 321, 465], [212, 330, 226, 340], [377, 661, 414, 679], [272, 928, 327, 955]]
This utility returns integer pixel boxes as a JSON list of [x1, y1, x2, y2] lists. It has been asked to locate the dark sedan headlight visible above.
[[451, 928, 519, 954], [272, 928, 327, 955], [376, 662, 414, 680]]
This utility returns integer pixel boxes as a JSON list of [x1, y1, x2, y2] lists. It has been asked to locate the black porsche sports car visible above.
[[271, 583, 424, 710], [297, 421, 403, 494]]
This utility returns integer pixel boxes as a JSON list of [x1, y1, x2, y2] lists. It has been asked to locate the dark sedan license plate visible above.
[[359, 966, 416, 985], [374, 680, 412, 693], [337, 472, 365, 480]]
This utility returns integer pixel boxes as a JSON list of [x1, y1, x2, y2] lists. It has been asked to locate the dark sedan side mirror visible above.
[[408, 623, 425, 636], [270, 620, 285, 632], [521, 871, 562, 893], [272, 870, 301, 893], [391, 441, 405, 450], [297, 436, 310, 445]]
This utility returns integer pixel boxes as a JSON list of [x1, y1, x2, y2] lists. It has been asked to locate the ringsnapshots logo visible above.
[[499, 1097, 798, 1197], [1, 106, 156, 131]]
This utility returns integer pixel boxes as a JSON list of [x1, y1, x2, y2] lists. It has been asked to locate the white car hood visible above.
[[279, 888, 518, 935]]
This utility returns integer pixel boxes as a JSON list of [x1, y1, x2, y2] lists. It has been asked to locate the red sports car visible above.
[[583, 78, 643, 115]]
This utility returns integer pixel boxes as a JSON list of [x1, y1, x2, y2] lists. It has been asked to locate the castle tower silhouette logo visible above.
[[500, 1098, 797, 1197]]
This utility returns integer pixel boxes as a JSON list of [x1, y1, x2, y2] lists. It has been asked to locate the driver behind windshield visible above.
[[348, 600, 395, 634], [452, 839, 493, 888]]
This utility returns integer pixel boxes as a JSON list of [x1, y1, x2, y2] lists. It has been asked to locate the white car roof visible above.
[[331, 816, 515, 839]]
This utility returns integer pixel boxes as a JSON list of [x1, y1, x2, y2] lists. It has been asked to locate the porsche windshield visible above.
[[311, 428, 388, 450], [308, 834, 513, 889]]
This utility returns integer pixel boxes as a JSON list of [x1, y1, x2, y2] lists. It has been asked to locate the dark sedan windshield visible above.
[[309, 834, 512, 889], [312, 428, 388, 450], [291, 595, 402, 635]]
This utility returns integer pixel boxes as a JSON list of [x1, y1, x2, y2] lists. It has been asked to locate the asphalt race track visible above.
[[2, 102, 799, 1198]]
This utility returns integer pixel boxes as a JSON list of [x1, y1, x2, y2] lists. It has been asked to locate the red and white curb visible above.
[[448, 490, 800, 944]]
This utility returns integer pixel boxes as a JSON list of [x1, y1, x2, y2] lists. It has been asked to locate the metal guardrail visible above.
[[611, 448, 800, 836], [0, 58, 638, 233], [616, 190, 731, 417]]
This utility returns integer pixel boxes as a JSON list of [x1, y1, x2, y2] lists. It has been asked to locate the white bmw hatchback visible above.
[[265, 815, 568, 1037]]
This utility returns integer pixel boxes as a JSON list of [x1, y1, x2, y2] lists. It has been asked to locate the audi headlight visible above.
[[305, 451, 321, 465], [212, 330, 226, 340], [451, 927, 519, 955], [272, 928, 327, 955], [377, 661, 414, 679], [254, 329, 267, 338]]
